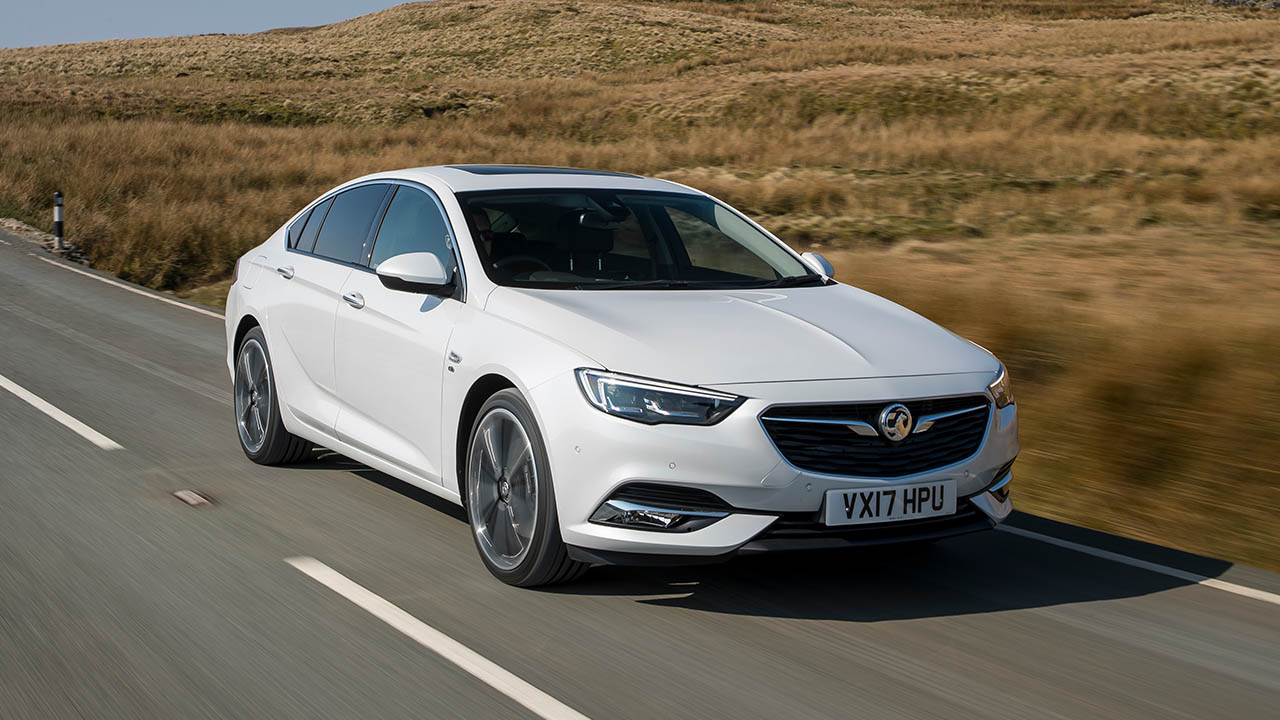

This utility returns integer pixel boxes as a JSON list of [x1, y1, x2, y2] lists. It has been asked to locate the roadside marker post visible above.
[[53, 190, 65, 251]]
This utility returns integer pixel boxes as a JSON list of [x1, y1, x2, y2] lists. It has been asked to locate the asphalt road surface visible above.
[[2, 227, 1277, 719]]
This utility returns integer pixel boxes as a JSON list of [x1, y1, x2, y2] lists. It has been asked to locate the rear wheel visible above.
[[465, 389, 587, 586], [234, 326, 310, 465]]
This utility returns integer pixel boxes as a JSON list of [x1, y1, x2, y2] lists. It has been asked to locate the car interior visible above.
[[459, 190, 797, 287]]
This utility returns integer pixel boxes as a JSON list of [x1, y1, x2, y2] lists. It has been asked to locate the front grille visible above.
[[760, 395, 990, 478], [748, 500, 992, 548]]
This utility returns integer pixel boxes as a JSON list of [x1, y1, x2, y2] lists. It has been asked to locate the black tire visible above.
[[234, 326, 311, 465], [464, 389, 588, 587]]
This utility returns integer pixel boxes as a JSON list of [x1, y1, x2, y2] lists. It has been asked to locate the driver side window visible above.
[[370, 186, 456, 276]]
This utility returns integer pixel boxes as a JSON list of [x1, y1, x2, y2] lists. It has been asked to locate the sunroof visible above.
[[448, 165, 639, 178]]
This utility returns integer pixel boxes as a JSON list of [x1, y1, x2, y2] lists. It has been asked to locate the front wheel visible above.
[[234, 326, 310, 465], [465, 389, 587, 586]]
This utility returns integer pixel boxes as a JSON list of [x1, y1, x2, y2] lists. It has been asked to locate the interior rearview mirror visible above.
[[801, 251, 835, 279], [578, 210, 624, 230], [376, 252, 454, 296]]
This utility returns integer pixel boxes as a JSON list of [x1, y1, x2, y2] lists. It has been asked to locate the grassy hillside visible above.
[[1, 0, 1277, 569]]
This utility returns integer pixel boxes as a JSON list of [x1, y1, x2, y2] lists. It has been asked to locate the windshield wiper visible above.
[[569, 279, 697, 290], [563, 276, 827, 290], [753, 275, 829, 288]]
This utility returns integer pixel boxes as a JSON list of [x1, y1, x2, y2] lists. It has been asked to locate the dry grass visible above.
[[2, 0, 1278, 568], [838, 232, 1280, 569]]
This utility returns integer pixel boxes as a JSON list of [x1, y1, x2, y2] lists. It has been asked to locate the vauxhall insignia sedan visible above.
[[225, 165, 1019, 586]]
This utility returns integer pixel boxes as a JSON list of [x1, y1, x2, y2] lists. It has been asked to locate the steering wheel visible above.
[[494, 254, 553, 272]]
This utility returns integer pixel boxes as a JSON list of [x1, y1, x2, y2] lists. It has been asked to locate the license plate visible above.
[[824, 480, 956, 526]]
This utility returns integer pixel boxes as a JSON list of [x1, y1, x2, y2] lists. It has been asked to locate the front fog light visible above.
[[990, 472, 1012, 502], [590, 499, 728, 533]]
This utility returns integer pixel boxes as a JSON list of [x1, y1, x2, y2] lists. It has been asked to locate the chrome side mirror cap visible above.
[[801, 251, 834, 279], [375, 252, 454, 296]]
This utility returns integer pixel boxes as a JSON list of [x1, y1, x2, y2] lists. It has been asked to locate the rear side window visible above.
[[312, 184, 390, 265], [287, 207, 313, 249], [370, 187, 455, 274], [295, 198, 332, 253]]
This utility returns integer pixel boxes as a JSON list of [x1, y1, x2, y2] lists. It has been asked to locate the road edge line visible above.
[[0, 372, 123, 450], [34, 256, 223, 319], [285, 557, 592, 720], [998, 525, 1280, 607]]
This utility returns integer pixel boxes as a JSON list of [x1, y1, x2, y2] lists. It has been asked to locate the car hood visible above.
[[484, 284, 997, 386]]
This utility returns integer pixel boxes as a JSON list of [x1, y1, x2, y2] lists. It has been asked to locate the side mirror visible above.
[[801, 251, 835, 279], [376, 252, 454, 296]]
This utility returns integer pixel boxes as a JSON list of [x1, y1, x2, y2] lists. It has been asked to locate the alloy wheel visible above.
[[467, 408, 539, 571], [234, 338, 272, 454]]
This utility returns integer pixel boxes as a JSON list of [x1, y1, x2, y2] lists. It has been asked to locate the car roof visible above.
[[360, 164, 701, 195]]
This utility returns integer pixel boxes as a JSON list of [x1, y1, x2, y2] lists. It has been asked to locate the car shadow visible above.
[[554, 517, 1235, 622], [293, 449, 467, 522], [303, 452, 1233, 623], [557, 527, 1233, 622]]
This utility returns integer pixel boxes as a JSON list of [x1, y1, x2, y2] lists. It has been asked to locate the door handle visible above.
[[276, 265, 294, 279], [342, 292, 365, 309]]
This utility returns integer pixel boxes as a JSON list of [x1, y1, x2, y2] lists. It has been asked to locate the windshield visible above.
[[457, 189, 824, 290]]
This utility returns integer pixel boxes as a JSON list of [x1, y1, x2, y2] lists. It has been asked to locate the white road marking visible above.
[[286, 557, 591, 720], [999, 525, 1280, 607], [0, 372, 123, 450], [34, 256, 223, 319]]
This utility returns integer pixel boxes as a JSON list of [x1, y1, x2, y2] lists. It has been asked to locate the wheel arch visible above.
[[455, 373, 518, 503], [233, 313, 261, 354]]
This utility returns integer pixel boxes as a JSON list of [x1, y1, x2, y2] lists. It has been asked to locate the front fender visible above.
[[441, 305, 599, 496]]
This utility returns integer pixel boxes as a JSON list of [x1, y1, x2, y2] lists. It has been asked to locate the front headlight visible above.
[[575, 369, 744, 425], [988, 364, 1014, 408]]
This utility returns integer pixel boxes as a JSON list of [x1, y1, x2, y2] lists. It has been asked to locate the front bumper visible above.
[[529, 370, 1018, 562]]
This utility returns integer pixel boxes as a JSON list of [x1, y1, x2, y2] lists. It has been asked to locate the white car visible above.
[[226, 165, 1019, 586]]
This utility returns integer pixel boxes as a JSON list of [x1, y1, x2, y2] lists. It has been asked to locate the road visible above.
[[1, 227, 1277, 719]]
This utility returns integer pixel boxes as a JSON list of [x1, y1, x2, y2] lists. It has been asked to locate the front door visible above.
[[334, 185, 462, 485]]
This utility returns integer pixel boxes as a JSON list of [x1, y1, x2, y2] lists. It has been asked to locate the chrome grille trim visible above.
[[759, 395, 991, 479]]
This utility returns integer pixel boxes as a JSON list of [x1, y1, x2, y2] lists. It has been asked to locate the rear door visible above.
[[267, 183, 391, 437], [334, 184, 462, 484]]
